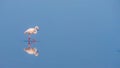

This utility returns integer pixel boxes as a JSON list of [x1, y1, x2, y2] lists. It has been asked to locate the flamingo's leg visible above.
[[28, 34, 31, 47]]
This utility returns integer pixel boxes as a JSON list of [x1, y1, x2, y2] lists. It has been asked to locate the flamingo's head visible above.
[[34, 51, 39, 56], [35, 26, 39, 31]]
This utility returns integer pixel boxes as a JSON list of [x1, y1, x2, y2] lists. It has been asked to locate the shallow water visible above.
[[0, 0, 120, 68]]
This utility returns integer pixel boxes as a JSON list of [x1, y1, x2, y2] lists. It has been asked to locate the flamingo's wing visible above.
[[24, 28, 35, 34]]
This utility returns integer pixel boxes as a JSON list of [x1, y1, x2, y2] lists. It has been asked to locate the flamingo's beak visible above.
[[37, 29, 39, 31]]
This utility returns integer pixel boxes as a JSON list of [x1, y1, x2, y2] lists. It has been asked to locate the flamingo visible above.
[[24, 26, 39, 56], [24, 26, 39, 35], [24, 47, 39, 56]]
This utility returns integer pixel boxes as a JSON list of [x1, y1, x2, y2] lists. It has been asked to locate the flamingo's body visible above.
[[24, 47, 39, 56], [24, 26, 39, 35]]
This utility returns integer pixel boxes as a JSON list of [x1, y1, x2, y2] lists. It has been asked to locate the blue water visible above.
[[0, 0, 120, 68]]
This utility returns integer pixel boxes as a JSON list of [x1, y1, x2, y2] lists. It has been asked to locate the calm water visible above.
[[0, 0, 120, 68]]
